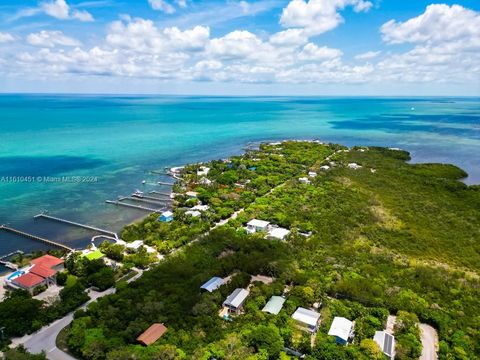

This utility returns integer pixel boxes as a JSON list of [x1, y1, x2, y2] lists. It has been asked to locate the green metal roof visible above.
[[84, 250, 105, 260], [262, 296, 286, 315]]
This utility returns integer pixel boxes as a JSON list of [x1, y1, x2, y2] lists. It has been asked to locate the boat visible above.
[[132, 190, 144, 198]]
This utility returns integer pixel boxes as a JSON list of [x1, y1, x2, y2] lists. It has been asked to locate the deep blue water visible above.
[[0, 95, 479, 269]]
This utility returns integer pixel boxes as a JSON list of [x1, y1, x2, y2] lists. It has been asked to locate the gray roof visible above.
[[200, 277, 225, 292], [262, 296, 286, 315], [223, 288, 249, 309], [291, 307, 320, 327], [374, 331, 395, 357]]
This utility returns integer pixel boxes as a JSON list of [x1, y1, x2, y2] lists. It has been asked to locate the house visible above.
[[298, 177, 311, 184], [200, 277, 225, 292], [308, 171, 317, 178], [185, 210, 201, 217], [320, 165, 330, 170], [126, 240, 144, 252], [197, 166, 210, 176], [199, 177, 212, 185], [137, 323, 168, 346], [267, 227, 290, 241], [347, 163, 362, 170], [246, 219, 270, 234], [328, 317, 354, 345], [185, 191, 198, 198], [373, 331, 395, 359], [262, 296, 286, 315], [291, 307, 321, 333], [9, 254, 64, 294], [159, 211, 174, 222], [223, 288, 249, 314]]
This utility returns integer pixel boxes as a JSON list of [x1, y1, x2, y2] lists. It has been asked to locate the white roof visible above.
[[200, 277, 225, 292], [186, 210, 201, 217], [247, 219, 270, 228], [291, 307, 320, 327], [262, 296, 286, 315], [223, 288, 249, 309], [192, 205, 210, 211], [126, 240, 143, 249], [186, 191, 198, 197], [161, 211, 173, 217], [328, 317, 353, 341], [374, 331, 395, 357], [268, 227, 290, 240]]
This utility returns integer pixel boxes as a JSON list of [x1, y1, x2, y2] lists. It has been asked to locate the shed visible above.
[[262, 296, 286, 315], [159, 211, 174, 222], [291, 307, 321, 333], [373, 331, 395, 359], [328, 317, 353, 345], [137, 323, 168, 346], [200, 277, 225, 292], [223, 288, 249, 313]]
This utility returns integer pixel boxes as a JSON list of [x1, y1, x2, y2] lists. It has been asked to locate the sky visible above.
[[0, 0, 479, 95]]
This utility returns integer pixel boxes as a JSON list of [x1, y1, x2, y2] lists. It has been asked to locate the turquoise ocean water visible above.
[[0, 95, 479, 269]]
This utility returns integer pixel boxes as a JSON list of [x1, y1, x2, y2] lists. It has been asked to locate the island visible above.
[[1, 140, 479, 360]]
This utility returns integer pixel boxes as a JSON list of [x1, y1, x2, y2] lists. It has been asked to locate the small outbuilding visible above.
[[298, 177, 311, 184], [200, 277, 225, 292], [262, 296, 286, 315], [137, 323, 168, 346], [267, 227, 290, 241], [185, 191, 198, 198], [373, 331, 395, 359], [185, 210, 201, 217], [223, 288, 249, 314], [328, 317, 354, 345], [159, 211, 174, 222], [246, 219, 270, 234], [291, 307, 321, 333]]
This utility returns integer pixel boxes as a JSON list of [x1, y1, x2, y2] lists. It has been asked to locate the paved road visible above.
[[419, 323, 439, 360], [12, 269, 143, 360]]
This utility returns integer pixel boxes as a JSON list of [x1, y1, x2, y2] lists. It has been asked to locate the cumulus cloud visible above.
[[280, 0, 373, 35], [355, 50, 381, 60], [41, 0, 94, 21], [27, 30, 81, 47], [298, 43, 343, 61], [148, 0, 175, 14], [0, 32, 15, 43], [269, 29, 308, 47]]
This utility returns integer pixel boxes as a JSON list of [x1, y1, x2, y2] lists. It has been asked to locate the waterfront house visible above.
[[328, 317, 354, 345], [137, 323, 168, 346], [197, 166, 210, 176], [246, 219, 270, 234], [159, 211, 174, 222], [267, 227, 290, 241], [373, 331, 395, 359], [222, 288, 249, 314], [291, 307, 321, 333], [262, 296, 286, 315], [200, 277, 225, 292], [9, 254, 64, 294]]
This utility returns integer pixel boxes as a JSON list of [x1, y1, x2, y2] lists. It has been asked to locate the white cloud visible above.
[[355, 50, 381, 60], [280, 0, 373, 35], [0, 32, 15, 43], [298, 43, 343, 60], [269, 29, 307, 47], [41, 0, 94, 21], [148, 0, 176, 14], [381, 4, 480, 46], [27, 30, 81, 47]]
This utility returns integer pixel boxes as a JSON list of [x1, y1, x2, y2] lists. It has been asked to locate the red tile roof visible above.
[[137, 323, 168, 346], [31, 254, 64, 269], [13, 273, 45, 288], [30, 264, 57, 278]]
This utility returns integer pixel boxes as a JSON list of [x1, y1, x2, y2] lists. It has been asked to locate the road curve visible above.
[[419, 323, 439, 360]]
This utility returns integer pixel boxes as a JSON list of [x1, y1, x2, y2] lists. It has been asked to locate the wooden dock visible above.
[[128, 196, 169, 205], [132, 194, 170, 202], [105, 200, 163, 213], [34, 213, 118, 239], [0, 225, 73, 252], [158, 181, 174, 186], [149, 191, 172, 197]]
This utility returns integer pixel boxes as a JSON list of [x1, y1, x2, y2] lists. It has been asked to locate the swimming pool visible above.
[[7, 270, 24, 281]]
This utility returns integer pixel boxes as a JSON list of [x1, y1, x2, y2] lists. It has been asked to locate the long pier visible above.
[[0, 250, 23, 270], [34, 213, 118, 240], [0, 225, 73, 252], [149, 191, 172, 197], [128, 196, 169, 205], [158, 181, 174, 186], [105, 200, 163, 213], [134, 194, 170, 202]]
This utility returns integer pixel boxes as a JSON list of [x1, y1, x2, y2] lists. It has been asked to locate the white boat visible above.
[[132, 190, 144, 198]]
